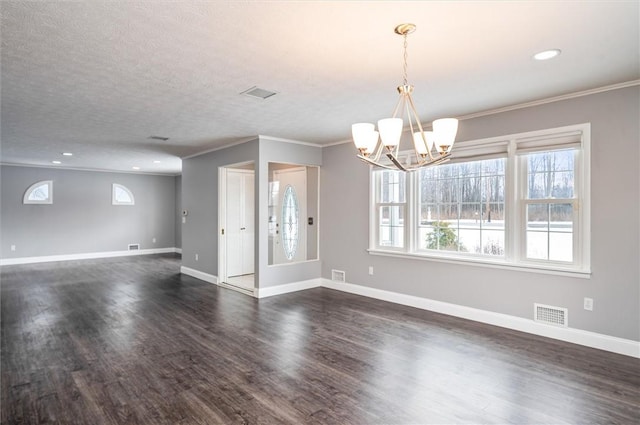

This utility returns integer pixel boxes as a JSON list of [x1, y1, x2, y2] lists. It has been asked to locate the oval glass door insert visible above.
[[281, 184, 299, 260]]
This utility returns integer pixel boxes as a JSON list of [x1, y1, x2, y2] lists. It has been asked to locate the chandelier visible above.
[[352, 23, 458, 171]]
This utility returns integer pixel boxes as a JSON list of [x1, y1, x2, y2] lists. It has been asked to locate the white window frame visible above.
[[368, 123, 591, 278], [23, 180, 53, 204], [112, 183, 135, 206], [371, 169, 407, 252]]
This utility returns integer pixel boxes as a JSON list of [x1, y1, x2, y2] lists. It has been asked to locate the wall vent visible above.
[[331, 269, 346, 283], [128, 243, 140, 251], [534, 303, 568, 327]]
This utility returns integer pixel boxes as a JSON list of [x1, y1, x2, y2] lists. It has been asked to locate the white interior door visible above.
[[226, 169, 254, 281], [273, 167, 306, 264]]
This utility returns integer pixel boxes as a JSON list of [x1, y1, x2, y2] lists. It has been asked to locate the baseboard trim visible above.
[[175, 248, 183, 254], [0, 247, 180, 266], [256, 278, 323, 299], [321, 279, 639, 358], [180, 266, 218, 285]]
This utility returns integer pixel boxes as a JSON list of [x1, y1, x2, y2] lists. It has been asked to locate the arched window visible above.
[[112, 184, 135, 205], [23, 180, 53, 204]]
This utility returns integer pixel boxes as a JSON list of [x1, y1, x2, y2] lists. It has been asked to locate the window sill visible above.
[[367, 249, 591, 279]]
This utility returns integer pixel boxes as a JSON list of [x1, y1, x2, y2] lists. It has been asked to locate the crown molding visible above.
[[325, 79, 640, 148], [0, 162, 180, 176]]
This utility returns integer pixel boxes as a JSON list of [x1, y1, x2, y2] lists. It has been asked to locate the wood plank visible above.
[[2, 254, 639, 424]]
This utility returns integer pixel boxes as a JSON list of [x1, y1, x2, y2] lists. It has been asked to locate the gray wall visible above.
[[0, 165, 177, 258], [175, 175, 182, 249], [258, 138, 322, 287], [181, 137, 322, 288], [181, 139, 259, 276], [320, 86, 639, 342]]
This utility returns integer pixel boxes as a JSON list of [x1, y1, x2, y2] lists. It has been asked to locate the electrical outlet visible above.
[[368, 266, 374, 275], [152, 238, 156, 243], [584, 297, 593, 311], [195, 254, 199, 261], [10, 245, 16, 251]]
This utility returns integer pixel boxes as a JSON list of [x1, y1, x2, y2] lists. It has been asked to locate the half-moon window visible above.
[[112, 184, 135, 205], [281, 185, 299, 260], [23, 180, 53, 204]]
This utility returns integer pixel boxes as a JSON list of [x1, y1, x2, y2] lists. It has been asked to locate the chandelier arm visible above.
[[406, 94, 436, 161], [370, 136, 384, 162], [392, 93, 404, 118], [386, 153, 408, 171], [404, 100, 421, 166], [357, 155, 398, 170]]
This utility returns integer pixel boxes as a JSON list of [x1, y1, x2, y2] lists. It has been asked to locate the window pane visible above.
[[281, 185, 299, 260], [28, 184, 49, 201], [527, 149, 575, 199], [550, 233, 572, 262], [527, 231, 548, 260], [527, 203, 574, 262], [423, 222, 464, 252], [379, 206, 404, 248], [418, 158, 505, 257], [114, 187, 132, 203], [550, 203, 573, 262], [481, 230, 505, 256], [378, 170, 405, 203]]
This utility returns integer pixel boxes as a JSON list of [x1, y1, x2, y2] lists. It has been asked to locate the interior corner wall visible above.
[[180, 139, 259, 277], [320, 86, 640, 342], [0, 165, 177, 259]]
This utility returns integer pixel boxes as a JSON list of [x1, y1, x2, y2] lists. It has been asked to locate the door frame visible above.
[[218, 161, 256, 296]]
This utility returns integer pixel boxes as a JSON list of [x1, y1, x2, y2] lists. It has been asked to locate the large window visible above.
[[370, 124, 590, 275]]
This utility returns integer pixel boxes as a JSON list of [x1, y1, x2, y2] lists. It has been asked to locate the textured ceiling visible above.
[[1, 1, 639, 175]]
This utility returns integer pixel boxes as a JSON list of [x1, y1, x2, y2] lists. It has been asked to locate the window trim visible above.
[[112, 183, 135, 206], [368, 123, 591, 277], [23, 180, 53, 204]]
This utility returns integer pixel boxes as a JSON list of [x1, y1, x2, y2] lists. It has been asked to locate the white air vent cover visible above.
[[331, 269, 346, 283], [241, 86, 277, 99], [128, 243, 140, 251], [534, 303, 568, 327]]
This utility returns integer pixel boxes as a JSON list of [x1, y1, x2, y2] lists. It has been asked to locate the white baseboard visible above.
[[256, 278, 322, 298], [0, 247, 180, 266], [180, 266, 218, 285], [321, 279, 640, 358], [175, 248, 182, 254]]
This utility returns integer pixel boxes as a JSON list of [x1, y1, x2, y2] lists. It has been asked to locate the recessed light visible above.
[[132, 166, 140, 170], [533, 49, 561, 61], [153, 160, 161, 164], [52, 160, 62, 164], [62, 152, 73, 156]]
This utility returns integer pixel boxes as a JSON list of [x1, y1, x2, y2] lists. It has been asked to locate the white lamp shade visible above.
[[413, 131, 434, 154], [433, 118, 458, 153], [352, 123, 376, 150], [378, 118, 403, 148], [365, 131, 379, 154]]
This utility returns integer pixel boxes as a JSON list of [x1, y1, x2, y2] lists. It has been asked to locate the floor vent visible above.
[[534, 303, 568, 327], [331, 269, 346, 283], [128, 244, 140, 251]]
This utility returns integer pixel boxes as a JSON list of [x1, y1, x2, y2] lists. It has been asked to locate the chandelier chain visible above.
[[402, 33, 409, 86]]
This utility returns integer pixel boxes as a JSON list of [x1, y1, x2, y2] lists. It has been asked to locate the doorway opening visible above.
[[219, 162, 255, 295]]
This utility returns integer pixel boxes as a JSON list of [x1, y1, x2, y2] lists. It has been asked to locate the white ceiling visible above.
[[1, 1, 638, 175]]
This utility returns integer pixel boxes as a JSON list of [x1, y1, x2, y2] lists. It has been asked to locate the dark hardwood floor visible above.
[[1, 254, 639, 424]]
